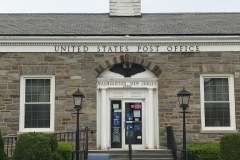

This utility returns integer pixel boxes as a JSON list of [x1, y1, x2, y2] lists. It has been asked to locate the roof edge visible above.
[[1, 35, 240, 44]]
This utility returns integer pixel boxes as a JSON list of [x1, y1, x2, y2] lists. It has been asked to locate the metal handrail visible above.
[[179, 149, 196, 160], [3, 127, 89, 159], [128, 129, 132, 160], [55, 127, 89, 160], [166, 126, 177, 160], [3, 136, 17, 158], [84, 127, 89, 160]]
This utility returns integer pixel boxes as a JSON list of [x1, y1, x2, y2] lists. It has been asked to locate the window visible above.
[[200, 74, 236, 131], [20, 75, 55, 132]]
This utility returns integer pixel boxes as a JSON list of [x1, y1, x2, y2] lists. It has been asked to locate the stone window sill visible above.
[[200, 130, 238, 134]]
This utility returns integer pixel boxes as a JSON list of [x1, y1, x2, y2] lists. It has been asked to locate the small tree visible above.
[[220, 134, 240, 160]]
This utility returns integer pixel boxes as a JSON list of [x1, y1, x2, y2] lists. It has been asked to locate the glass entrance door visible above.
[[111, 100, 144, 149], [123, 102, 143, 149], [111, 100, 122, 148]]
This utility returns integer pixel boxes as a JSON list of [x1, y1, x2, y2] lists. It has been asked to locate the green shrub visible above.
[[220, 133, 240, 160], [187, 141, 220, 160], [13, 132, 60, 160], [57, 142, 73, 160], [0, 132, 8, 160]]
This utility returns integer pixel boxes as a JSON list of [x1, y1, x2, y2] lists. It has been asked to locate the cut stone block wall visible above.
[[1, 52, 240, 149]]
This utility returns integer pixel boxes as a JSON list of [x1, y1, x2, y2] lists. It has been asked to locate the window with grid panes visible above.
[[200, 74, 236, 131], [20, 76, 55, 132]]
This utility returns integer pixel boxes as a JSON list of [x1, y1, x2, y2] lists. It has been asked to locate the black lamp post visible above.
[[177, 88, 191, 160], [72, 88, 85, 160]]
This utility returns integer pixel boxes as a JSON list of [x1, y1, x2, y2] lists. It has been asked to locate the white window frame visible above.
[[19, 75, 55, 133], [200, 74, 236, 131]]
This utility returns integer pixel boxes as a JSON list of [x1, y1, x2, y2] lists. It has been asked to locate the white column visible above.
[[100, 88, 107, 149], [153, 89, 159, 149], [96, 89, 100, 148], [146, 88, 154, 149]]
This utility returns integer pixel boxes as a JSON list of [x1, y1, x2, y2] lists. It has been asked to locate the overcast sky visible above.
[[0, 0, 240, 13]]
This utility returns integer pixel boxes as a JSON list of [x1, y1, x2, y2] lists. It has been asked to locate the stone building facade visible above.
[[1, 0, 240, 151]]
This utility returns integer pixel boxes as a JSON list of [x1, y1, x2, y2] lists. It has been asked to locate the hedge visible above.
[[57, 142, 73, 160], [13, 132, 61, 160], [187, 141, 220, 160], [220, 133, 240, 160], [0, 132, 8, 160]]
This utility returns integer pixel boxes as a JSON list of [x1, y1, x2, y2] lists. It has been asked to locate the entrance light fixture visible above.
[[177, 87, 191, 160], [72, 88, 85, 160], [73, 88, 85, 111]]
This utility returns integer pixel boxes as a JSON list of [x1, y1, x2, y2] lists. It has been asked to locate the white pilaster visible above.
[[96, 89, 101, 148], [146, 88, 154, 149], [153, 89, 159, 148], [100, 88, 108, 149]]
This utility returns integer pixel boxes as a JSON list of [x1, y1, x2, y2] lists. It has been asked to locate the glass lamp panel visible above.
[[74, 96, 82, 106], [182, 95, 190, 105], [178, 96, 183, 106], [178, 95, 190, 106]]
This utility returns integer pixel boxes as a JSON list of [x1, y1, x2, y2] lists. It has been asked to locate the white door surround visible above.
[[96, 64, 159, 150], [96, 78, 159, 149]]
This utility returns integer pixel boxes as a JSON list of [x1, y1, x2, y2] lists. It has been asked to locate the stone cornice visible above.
[[0, 36, 240, 52], [1, 42, 240, 46], [1, 35, 240, 44]]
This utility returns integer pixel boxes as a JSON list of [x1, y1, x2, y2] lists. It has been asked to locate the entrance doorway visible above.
[[111, 100, 144, 149], [96, 63, 159, 150]]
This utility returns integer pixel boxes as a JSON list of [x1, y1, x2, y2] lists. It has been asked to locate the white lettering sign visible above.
[[54, 45, 201, 53], [97, 81, 158, 88], [2, 43, 240, 53]]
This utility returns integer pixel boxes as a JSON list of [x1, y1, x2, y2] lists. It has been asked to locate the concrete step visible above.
[[111, 159, 173, 160], [89, 149, 174, 160]]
